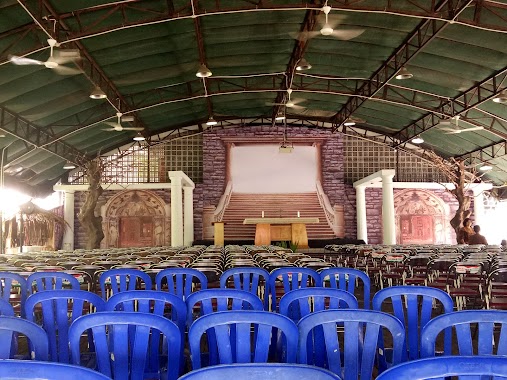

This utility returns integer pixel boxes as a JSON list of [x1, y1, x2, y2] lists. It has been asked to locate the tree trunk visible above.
[[449, 160, 472, 242], [77, 159, 104, 249]]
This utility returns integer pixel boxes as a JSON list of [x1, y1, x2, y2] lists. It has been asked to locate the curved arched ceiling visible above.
[[0, 0, 507, 194]]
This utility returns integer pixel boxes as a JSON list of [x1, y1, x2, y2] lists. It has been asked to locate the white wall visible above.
[[230, 144, 317, 193]]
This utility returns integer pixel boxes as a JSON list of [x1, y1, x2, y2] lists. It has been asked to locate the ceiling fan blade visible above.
[[102, 129, 119, 132], [461, 126, 485, 132], [290, 104, 306, 110], [331, 28, 365, 40], [121, 127, 144, 131], [9, 55, 44, 66], [290, 31, 321, 41], [53, 49, 80, 64], [444, 130, 462, 134], [53, 65, 82, 76]]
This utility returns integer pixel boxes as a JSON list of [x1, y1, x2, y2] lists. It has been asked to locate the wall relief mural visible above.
[[394, 189, 448, 245], [102, 190, 170, 248]]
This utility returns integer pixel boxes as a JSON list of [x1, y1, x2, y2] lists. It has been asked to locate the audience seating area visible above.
[[0, 243, 506, 379]]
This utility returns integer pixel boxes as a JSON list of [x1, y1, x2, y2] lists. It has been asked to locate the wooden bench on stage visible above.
[[243, 217, 319, 249]]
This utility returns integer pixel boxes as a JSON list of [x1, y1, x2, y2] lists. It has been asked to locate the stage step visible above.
[[221, 192, 336, 241]]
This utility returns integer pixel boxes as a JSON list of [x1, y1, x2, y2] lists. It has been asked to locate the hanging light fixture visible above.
[[343, 119, 356, 126], [89, 86, 107, 99], [395, 66, 413, 80], [196, 64, 212, 78], [411, 135, 424, 144], [275, 110, 285, 121], [133, 133, 145, 141], [296, 58, 312, 71], [479, 163, 493, 171], [493, 90, 507, 104], [63, 161, 76, 170], [206, 116, 218, 126]]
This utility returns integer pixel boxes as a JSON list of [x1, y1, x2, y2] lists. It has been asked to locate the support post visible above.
[[183, 186, 194, 246], [170, 175, 183, 247], [381, 172, 396, 245], [355, 186, 368, 243], [62, 190, 75, 250]]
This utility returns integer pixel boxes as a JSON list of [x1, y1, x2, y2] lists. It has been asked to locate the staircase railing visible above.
[[213, 181, 233, 222], [316, 180, 339, 235]]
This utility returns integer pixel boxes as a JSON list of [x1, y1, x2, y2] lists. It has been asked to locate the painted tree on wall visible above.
[[426, 152, 476, 241], [77, 158, 104, 249]]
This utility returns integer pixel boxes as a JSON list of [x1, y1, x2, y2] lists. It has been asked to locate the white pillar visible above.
[[355, 186, 368, 243], [472, 187, 486, 227], [170, 175, 183, 247], [381, 172, 396, 245], [62, 191, 75, 250], [183, 186, 194, 246]]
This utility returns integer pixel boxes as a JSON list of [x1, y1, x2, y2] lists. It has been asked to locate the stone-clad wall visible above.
[[199, 126, 350, 239]]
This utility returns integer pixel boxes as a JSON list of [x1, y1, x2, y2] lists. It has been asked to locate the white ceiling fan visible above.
[[293, 2, 365, 41], [102, 113, 143, 132], [268, 89, 306, 109], [438, 116, 484, 134], [9, 38, 82, 75]]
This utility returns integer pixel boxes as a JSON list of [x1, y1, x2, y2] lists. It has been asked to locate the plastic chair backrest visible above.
[[178, 363, 342, 380], [0, 298, 14, 316], [106, 290, 187, 334], [188, 310, 298, 369], [27, 272, 81, 292], [186, 288, 264, 327], [0, 271, 28, 316], [155, 268, 208, 300], [376, 355, 507, 380], [99, 268, 153, 299], [25, 290, 106, 363], [297, 309, 405, 380], [268, 267, 319, 311], [420, 309, 507, 357], [0, 360, 113, 380], [220, 267, 270, 309], [319, 268, 371, 309], [69, 311, 182, 380], [279, 288, 358, 322], [372, 285, 454, 361], [0, 316, 49, 360]]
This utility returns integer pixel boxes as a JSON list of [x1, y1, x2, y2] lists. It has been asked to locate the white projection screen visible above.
[[230, 144, 317, 193]]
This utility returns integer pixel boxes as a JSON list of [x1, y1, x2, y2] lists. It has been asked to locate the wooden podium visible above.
[[212, 222, 226, 246], [243, 217, 319, 248]]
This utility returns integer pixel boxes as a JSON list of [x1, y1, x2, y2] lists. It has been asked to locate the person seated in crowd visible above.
[[501, 239, 507, 247], [468, 225, 488, 245], [457, 218, 474, 244]]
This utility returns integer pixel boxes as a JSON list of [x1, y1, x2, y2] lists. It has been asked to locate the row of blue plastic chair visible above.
[[3, 356, 507, 380], [0, 266, 371, 314], [4, 304, 507, 380]]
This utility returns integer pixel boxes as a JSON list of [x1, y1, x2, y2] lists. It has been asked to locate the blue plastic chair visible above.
[[0, 315, 49, 360], [25, 290, 106, 363], [156, 268, 208, 300], [279, 287, 358, 322], [420, 309, 507, 357], [220, 267, 270, 309], [0, 298, 14, 316], [268, 268, 319, 312], [0, 360, 113, 380], [372, 286, 454, 361], [0, 272, 28, 316], [69, 311, 182, 380], [186, 288, 265, 327], [319, 268, 371, 309], [27, 272, 81, 293], [297, 309, 406, 380], [99, 269, 153, 300], [188, 310, 298, 369], [179, 363, 342, 380], [106, 290, 187, 334], [376, 355, 507, 380]]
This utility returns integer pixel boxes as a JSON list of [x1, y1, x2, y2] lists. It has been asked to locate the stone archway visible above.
[[394, 189, 448, 245], [102, 190, 169, 248]]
